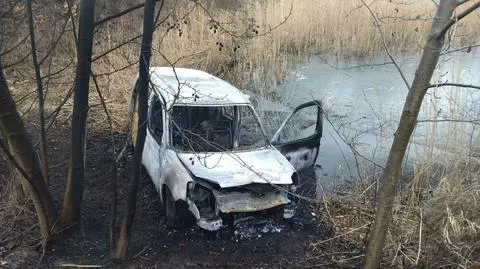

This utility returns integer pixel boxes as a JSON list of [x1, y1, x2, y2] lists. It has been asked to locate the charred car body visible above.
[[130, 67, 323, 231]]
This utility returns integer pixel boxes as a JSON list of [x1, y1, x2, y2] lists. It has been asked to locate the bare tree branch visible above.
[[437, 1, 480, 38], [92, 0, 166, 62], [26, 0, 49, 183], [94, 0, 162, 27], [38, 13, 71, 66], [323, 110, 385, 170], [418, 118, 480, 125], [457, 0, 472, 6], [40, 0, 78, 133], [0, 0, 23, 18], [14, 89, 36, 105], [41, 57, 75, 80], [442, 44, 480, 54], [427, 82, 480, 90], [360, 0, 411, 91], [1, 52, 31, 69], [95, 59, 138, 77], [92, 34, 141, 62], [45, 87, 74, 132]]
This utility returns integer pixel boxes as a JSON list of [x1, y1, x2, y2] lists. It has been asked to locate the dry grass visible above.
[[319, 160, 480, 268], [4, 0, 480, 128], [87, 0, 480, 119], [320, 83, 480, 268], [0, 168, 39, 258]]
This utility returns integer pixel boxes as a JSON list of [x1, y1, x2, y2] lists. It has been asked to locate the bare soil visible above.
[[0, 123, 364, 269]]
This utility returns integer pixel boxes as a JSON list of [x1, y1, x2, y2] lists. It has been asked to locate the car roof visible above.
[[149, 67, 251, 109]]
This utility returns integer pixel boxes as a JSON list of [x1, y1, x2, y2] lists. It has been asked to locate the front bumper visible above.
[[188, 183, 296, 231], [212, 189, 291, 213]]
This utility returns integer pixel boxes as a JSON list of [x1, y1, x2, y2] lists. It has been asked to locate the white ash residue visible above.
[[231, 217, 283, 241]]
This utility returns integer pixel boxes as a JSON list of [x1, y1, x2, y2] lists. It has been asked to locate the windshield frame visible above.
[[168, 104, 270, 153]]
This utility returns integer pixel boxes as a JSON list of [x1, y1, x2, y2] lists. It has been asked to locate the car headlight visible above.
[[187, 182, 211, 202], [187, 181, 195, 194], [290, 185, 297, 193]]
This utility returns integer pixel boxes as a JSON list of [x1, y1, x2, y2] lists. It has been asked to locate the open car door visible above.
[[271, 101, 323, 172]]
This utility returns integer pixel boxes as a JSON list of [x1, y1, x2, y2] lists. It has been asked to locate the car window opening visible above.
[[149, 95, 164, 141], [171, 105, 268, 152]]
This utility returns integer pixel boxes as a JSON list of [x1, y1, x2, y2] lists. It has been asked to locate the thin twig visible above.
[[417, 119, 479, 125], [323, 110, 385, 169], [1, 53, 31, 69], [427, 82, 480, 90], [0, 0, 24, 18], [360, 0, 411, 91], [38, 13, 71, 66], [442, 44, 480, 55], [317, 182, 336, 228], [92, 0, 167, 62], [0, 35, 28, 57], [92, 34, 141, 62], [311, 223, 370, 246], [132, 244, 150, 259], [415, 210, 423, 265], [94, 0, 162, 27]]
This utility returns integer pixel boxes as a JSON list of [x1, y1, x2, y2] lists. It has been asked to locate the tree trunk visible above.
[[26, 0, 49, 184], [114, 0, 156, 259], [0, 62, 57, 241], [61, 0, 96, 225], [363, 1, 457, 268]]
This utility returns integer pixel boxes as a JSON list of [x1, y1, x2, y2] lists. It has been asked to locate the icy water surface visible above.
[[258, 50, 480, 189]]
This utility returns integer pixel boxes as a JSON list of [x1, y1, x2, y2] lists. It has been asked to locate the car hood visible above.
[[177, 147, 295, 188]]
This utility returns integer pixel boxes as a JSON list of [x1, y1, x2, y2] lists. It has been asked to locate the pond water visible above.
[[258, 50, 480, 189]]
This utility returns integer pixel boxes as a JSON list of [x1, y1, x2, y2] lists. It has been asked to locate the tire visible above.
[[163, 187, 194, 230]]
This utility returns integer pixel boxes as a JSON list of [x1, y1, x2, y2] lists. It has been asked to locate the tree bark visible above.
[[26, 0, 49, 184], [114, 0, 156, 259], [0, 62, 56, 240], [363, 1, 458, 268], [61, 0, 96, 225]]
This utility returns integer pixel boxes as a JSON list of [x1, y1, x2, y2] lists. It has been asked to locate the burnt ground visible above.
[[0, 125, 365, 269]]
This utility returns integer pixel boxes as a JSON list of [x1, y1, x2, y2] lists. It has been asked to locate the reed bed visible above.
[[89, 0, 480, 107], [320, 77, 480, 267], [5, 0, 480, 124]]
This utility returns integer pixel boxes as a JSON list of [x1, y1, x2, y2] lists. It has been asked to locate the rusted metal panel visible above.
[[212, 189, 290, 213]]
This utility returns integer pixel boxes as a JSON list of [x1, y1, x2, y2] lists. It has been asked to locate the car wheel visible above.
[[163, 187, 193, 229]]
